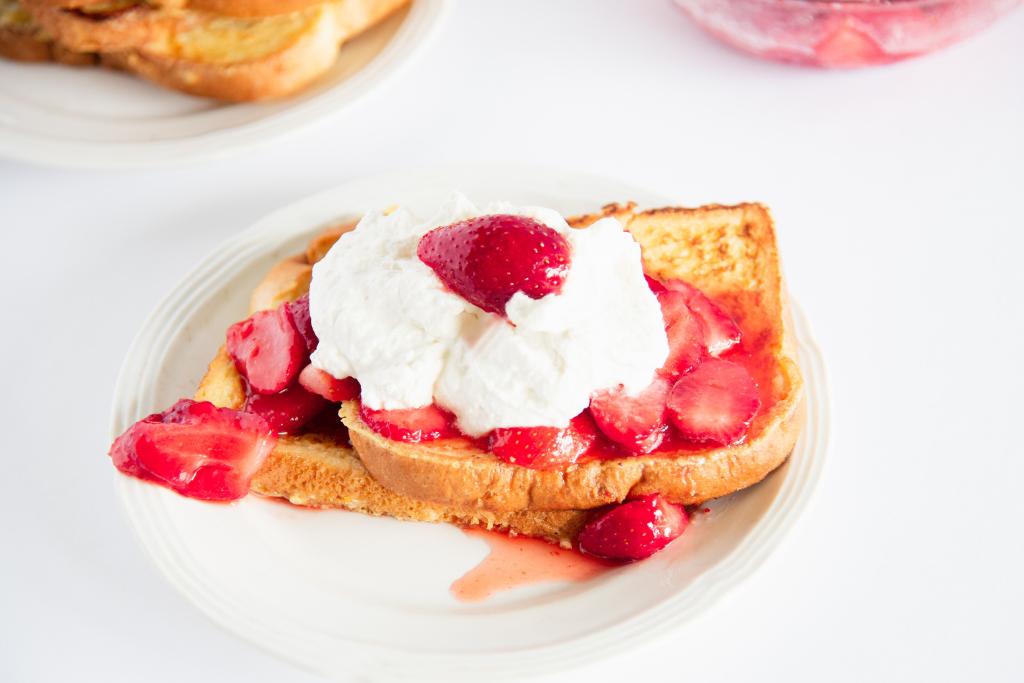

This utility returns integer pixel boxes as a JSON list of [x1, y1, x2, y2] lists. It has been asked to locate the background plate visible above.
[[109, 165, 831, 681], [0, 0, 448, 168]]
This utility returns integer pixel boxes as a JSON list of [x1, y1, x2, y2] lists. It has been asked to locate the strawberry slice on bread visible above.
[[589, 377, 671, 454], [660, 279, 741, 357], [488, 413, 599, 469], [656, 289, 706, 379], [226, 306, 306, 394], [359, 404, 455, 443], [667, 359, 761, 446], [298, 364, 360, 402]]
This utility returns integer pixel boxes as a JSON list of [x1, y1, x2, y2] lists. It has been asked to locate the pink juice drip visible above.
[[450, 528, 611, 602]]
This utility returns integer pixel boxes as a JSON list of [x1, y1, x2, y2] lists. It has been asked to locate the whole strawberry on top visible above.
[[417, 214, 571, 315]]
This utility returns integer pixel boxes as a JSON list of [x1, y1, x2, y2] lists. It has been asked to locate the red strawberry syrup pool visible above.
[[450, 528, 613, 602]]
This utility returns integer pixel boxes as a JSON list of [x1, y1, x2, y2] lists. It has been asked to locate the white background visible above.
[[2, 1, 1023, 681]]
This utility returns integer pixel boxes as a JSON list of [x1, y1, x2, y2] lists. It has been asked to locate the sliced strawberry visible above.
[[488, 412, 598, 469], [109, 399, 276, 501], [360, 403, 455, 443], [284, 294, 318, 354], [417, 214, 571, 316], [578, 494, 688, 561], [663, 315, 706, 377], [656, 289, 688, 326], [298, 364, 360, 402], [662, 279, 740, 357], [226, 306, 306, 395], [245, 384, 327, 435], [666, 359, 760, 446], [590, 377, 671, 454], [655, 289, 705, 378]]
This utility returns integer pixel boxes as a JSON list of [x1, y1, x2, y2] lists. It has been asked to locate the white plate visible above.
[[109, 165, 831, 681], [0, 1, 448, 168]]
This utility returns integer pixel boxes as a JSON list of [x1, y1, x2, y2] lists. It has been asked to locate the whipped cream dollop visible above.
[[309, 194, 668, 437]]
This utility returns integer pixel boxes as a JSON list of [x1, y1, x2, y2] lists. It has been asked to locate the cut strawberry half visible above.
[[284, 294, 318, 355], [360, 403, 455, 443], [298, 364, 360, 402], [417, 214, 571, 316], [488, 412, 598, 469], [109, 399, 276, 501], [577, 494, 688, 562], [226, 306, 306, 394], [666, 359, 760, 446], [662, 279, 740, 357], [244, 384, 327, 435], [656, 289, 705, 379], [590, 377, 671, 454]]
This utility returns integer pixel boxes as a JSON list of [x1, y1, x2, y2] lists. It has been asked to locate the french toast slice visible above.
[[29, 0, 329, 19], [194, 202, 803, 540], [0, 0, 95, 62], [193, 220, 589, 547], [341, 203, 806, 512], [16, 0, 408, 100]]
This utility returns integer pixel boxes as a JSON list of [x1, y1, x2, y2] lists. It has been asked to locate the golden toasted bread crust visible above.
[[254, 433, 589, 547], [34, 0, 328, 18], [101, 33, 336, 101], [186, 0, 325, 17], [248, 255, 313, 314], [16, 0, 409, 100], [0, 2, 96, 63], [342, 204, 806, 511], [21, 1, 170, 53], [305, 218, 357, 264], [22, 0, 406, 52]]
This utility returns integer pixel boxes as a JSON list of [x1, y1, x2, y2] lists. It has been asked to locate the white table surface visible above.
[[2, 1, 1023, 681]]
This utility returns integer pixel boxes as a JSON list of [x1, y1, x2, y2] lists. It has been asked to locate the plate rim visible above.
[[108, 163, 831, 680], [0, 0, 451, 169]]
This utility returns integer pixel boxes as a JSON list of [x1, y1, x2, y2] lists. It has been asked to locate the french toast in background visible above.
[[0, 0, 95, 63], [194, 204, 804, 546], [0, 0, 409, 100], [27, 0, 328, 18]]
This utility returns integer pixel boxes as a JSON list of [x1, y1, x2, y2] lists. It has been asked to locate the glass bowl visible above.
[[673, 0, 1021, 67]]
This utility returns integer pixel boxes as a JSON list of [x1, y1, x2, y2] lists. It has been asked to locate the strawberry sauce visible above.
[[450, 528, 610, 602]]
